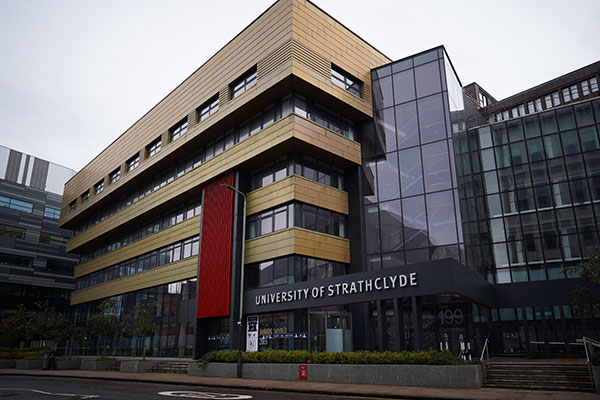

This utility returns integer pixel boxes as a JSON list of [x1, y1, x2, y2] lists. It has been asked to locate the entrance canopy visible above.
[[244, 259, 493, 314]]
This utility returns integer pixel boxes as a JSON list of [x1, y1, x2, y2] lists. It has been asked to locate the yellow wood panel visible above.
[[70, 257, 197, 305], [244, 227, 350, 265], [246, 175, 348, 216], [66, 115, 360, 253], [60, 0, 389, 228], [61, 0, 296, 217], [74, 215, 201, 279]]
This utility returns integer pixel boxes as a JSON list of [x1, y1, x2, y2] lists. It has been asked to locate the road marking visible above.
[[0, 388, 99, 399], [158, 391, 252, 399]]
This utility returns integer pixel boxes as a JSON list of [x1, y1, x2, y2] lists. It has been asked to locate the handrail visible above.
[[479, 338, 490, 384], [583, 337, 600, 388], [480, 338, 490, 363]]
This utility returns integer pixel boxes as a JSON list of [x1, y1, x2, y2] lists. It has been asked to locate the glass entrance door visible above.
[[309, 311, 352, 352]]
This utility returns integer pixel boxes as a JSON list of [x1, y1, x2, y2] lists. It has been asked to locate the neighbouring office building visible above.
[[59, 0, 600, 358], [0, 145, 78, 343]]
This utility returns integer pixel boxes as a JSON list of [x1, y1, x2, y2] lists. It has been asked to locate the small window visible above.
[[518, 104, 526, 116], [544, 95, 552, 109], [230, 66, 257, 99], [570, 84, 579, 100], [127, 153, 140, 172], [39, 232, 68, 246], [109, 168, 121, 184], [534, 98, 543, 111], [94, 179, 105, 195], [552, 91, 561, 106], [170, 118, 188, 142], [146, 137, 162, 158], [43, 206, 61, 219], [590, 77, 598, 92], [0, 224, 25, 239], [527, 101, 535, 113], [562, 87, 571, 103], [69, 200, 77, 211], [81, 190, 90, 204], [198, 94, 219, 122], [331, 64, 362, 97], [581, 80, 590, 96]]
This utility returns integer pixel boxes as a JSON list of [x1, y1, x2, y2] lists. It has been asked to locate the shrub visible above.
[[0, 348, 49, 360], [199, 349, 469, 366]]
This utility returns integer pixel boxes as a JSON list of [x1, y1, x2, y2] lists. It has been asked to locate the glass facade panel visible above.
[[414, 61, 441, 98]]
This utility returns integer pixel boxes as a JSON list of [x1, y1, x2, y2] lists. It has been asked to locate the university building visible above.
[[59, 0, 600, 357], [0, 145, 78, 340]]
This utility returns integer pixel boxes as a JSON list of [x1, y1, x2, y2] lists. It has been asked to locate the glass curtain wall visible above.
[[457, 99, 600, 284], [71, 278, 197, 357], [366, 47, 465, 270]]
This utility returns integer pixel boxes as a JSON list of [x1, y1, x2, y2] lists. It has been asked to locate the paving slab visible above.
[[0, 368, 597, 399]]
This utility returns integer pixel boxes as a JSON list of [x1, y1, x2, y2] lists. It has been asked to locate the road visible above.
[[0, 376, 390, 400]]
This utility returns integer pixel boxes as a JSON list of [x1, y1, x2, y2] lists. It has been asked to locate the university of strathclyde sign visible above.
[[244, 259, 494, 313], [254, 272, 418, 306]]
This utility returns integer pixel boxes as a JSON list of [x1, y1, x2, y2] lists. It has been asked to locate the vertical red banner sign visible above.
[[196, 171, 235, 318]]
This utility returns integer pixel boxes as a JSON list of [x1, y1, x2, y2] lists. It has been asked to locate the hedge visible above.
[[0, 348, 50, 360], [200, 349, 474, 366]]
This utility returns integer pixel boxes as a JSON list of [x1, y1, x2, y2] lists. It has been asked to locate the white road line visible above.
[[0, 388, 100, 398], [158, 391, 252, 399]]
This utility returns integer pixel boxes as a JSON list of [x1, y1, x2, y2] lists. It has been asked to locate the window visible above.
[[570, 84, 580, 100], [69, 200, 77, 211], [590, 77, 599, 92], [535, 98, 543, 112], [94, 179, 105, 194], [127, 154, 140, 172], [552, 91, 561, 106], [109, 168, 121, 185], [331, 64, 362, 97], [81, 190, 90, 204], [527, 101, 535, 113], [39, 232, 69, 246], [198, 94, 219, 121], [44, 206, 61, 219], [478, 92, 488, 107], [562, 87, 571, 103], [170, 118, 188, 142], [0, 195, 34, 213], [230, 66, 257, 99], [582, 80, 590, 96], [544, 95, 552, 109], [518, 104, 526, 116], [0, 224, 25, 239], [146, 137, 162, 158]]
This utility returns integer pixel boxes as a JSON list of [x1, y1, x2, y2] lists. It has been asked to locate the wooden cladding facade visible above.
[[62, 0, 389, 307], [245, 227, 350, 265], [246, 175, 349, 216], [60, 0, 389, 230], [70, 257, 197, 305], [66, 115, 360, 253]]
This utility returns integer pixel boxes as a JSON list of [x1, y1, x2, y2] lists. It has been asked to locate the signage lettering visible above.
[[254, 272, 418, 306]]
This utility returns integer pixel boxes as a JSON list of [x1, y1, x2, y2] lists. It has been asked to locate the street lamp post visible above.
[[221, 183, 246, 379]]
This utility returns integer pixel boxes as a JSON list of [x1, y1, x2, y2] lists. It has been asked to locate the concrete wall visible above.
[[189, 362, 483, 389]]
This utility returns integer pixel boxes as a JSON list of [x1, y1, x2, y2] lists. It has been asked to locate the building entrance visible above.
[[309, 311, 352, 352]]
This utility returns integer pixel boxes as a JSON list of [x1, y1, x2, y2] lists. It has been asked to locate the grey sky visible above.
[[0, 0, 598, 171]]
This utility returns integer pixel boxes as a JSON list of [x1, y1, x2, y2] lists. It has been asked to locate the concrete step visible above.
[[483, 362, 593, 392], [148, 361, 190, 374]]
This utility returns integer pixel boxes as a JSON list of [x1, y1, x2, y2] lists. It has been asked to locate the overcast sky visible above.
[[0, 0, 598, 171]]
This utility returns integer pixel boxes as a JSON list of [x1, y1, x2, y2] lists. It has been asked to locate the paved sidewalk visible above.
[[1, 368, 597, 399]]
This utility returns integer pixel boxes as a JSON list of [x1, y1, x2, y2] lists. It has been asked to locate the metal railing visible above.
[[583, 336, 600, 387], [479, 338, 490, 383]]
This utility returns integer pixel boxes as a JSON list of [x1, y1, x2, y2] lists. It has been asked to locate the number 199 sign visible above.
[[246, 315, 258, 352]]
